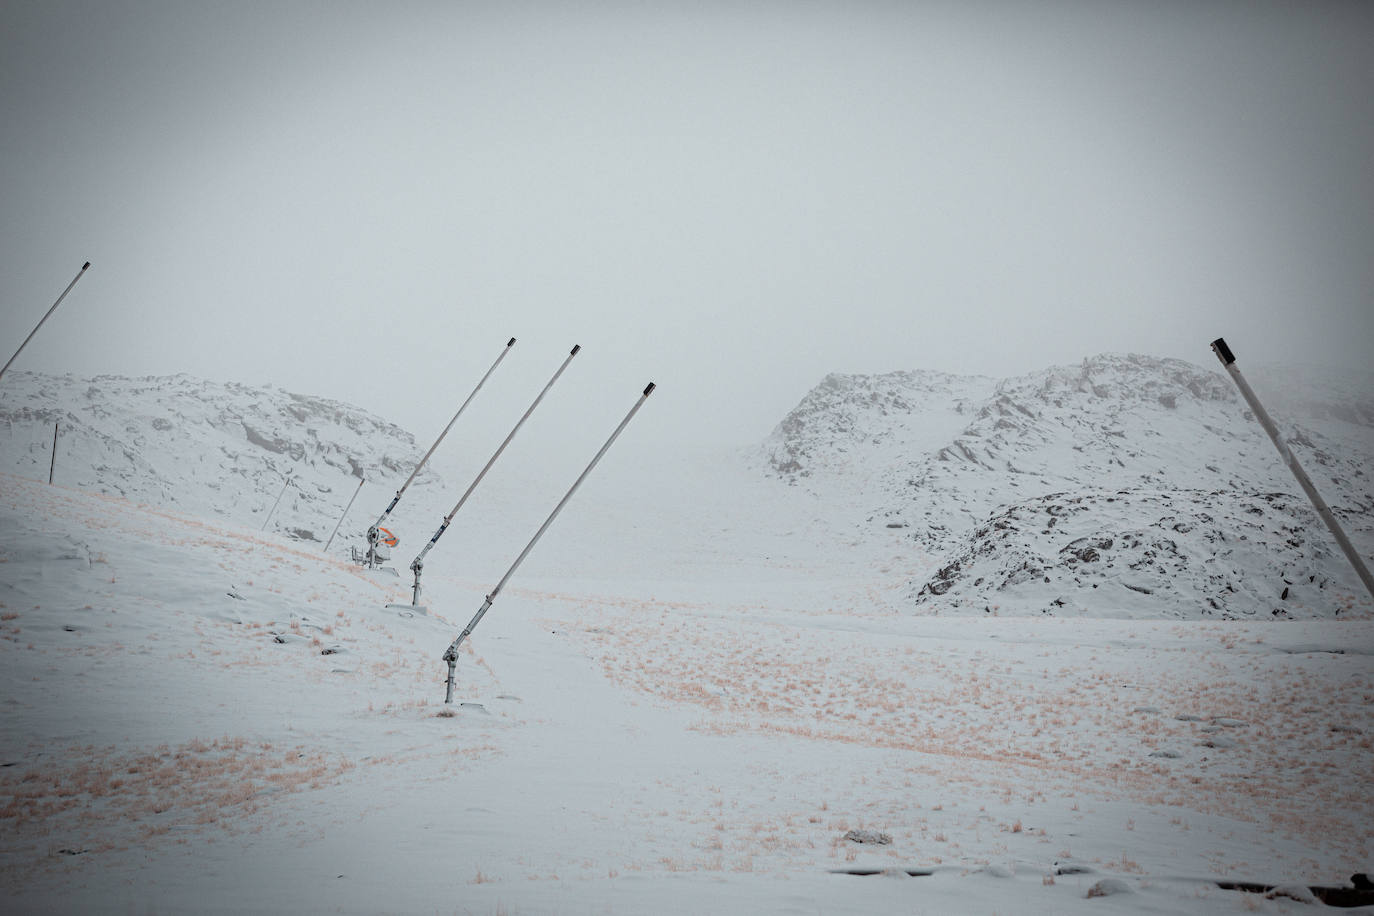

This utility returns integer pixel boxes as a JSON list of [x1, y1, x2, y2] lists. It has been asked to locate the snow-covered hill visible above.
[[0, 370, 435, 544], [763, 369, 997, 483], [763, 354, 1374, 618]]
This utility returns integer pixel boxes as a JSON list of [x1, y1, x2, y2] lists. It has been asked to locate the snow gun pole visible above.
[[367, 337, 516, 567], [262, 474, 292, 531], [442, 381, 656, 703], [411, 345, 581, 605], [1, 262, 90, 384], [324, 477, 366, 553], [48, 422, 58, 485], [1211, 337, 1374, 603]]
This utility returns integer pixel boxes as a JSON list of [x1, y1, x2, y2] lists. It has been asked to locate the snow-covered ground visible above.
[[2, 360, 1372, 914]]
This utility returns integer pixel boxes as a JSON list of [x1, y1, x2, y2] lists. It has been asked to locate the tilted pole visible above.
[[324, 476, 366, 553], [1211, 337, 1374, 603], [48, 422, 58, 485], [262, 474, 293, 531], [410, 345, 581, 604], [1, 262, 90, 384], [366, 337, 516, 567], [443, 381, 656, 702]]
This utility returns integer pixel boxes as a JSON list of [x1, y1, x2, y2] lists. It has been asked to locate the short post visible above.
[[444, 656, 458, 704], [1211, 337, 1374, 603], [411, 559, 424, 605], [48, 422, 58, 484]]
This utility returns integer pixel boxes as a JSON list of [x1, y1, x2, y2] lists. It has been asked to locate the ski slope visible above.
[[2, 360, 1372, 913]]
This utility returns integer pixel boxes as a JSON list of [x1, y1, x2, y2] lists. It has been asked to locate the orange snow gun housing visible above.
[[377, 527, 399, 547]]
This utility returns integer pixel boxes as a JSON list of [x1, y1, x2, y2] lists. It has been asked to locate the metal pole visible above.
[[324, 476, 366, 553], [1, 262, 90, 384], [1211, 337, 1374, 603], [410, 345, 581, 604], [367, 337, 516, 567], [444, 654, 460, 704], [441, 381, 655, 699], [48, 422, 58, 485], [262, 474, 292, 531]]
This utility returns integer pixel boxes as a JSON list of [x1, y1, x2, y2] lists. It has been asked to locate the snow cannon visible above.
[[360, 337, 515, 569], [407, 345, 581, 608], [442, 380, 655, 704], [1210, 336, 1374, 603]]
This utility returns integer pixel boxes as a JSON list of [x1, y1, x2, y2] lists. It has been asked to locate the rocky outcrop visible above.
[[761, 353, 1374, 618]]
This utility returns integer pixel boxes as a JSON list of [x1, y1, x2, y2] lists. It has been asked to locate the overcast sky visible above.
[[3, 0, 1372, 452]]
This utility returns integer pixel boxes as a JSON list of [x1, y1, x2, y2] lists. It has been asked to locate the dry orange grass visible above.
[[0, 735, 355, 863], [564, 599, 1374, 870]]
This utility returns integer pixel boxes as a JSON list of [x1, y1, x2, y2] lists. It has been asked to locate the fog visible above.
[[4, 1, 1372, 452]]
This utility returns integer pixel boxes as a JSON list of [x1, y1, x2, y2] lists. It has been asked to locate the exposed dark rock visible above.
[[844, 829, 893, 845]]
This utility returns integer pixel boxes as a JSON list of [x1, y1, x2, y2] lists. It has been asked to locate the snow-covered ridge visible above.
[[764, 353, 1374, 618], [762, 368, 996, 479], [0, 370, 434, 542]]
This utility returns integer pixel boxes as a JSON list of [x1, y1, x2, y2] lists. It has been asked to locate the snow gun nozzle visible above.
[[1210, 337, 1236, 366], [643, 382, 656, 396], [507, 337, 516, 347], [81, 262, 91, 271], [571, 344, 581, 355]]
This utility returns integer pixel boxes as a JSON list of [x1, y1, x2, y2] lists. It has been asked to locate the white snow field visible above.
[[2, 357, 1372, 914]]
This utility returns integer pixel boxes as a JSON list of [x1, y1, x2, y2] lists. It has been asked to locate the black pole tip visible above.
[[507, 337, 516, 347], [643, 382, 656, 396], [570, 344, 581, 355], [1210, 337, 1236, 366], [81, 262, 90, 270]]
